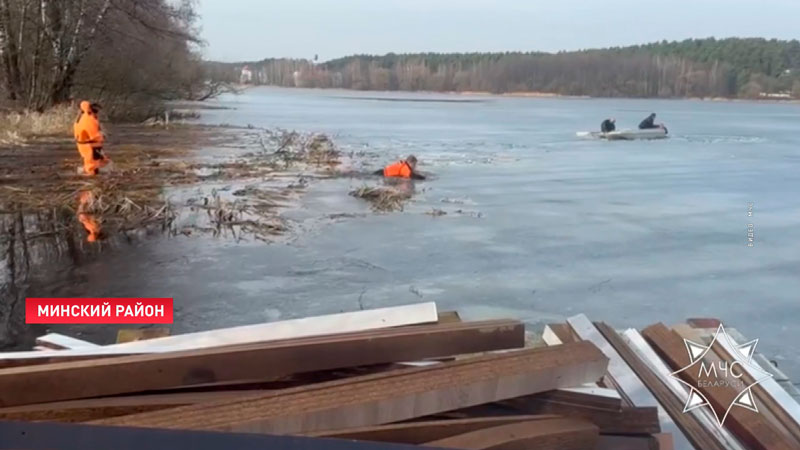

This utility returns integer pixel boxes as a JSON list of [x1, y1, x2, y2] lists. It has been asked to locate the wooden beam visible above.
[[542, 323, 610, 392], [570, 316, 694, 449], [498, 396, 659, 435], [535, 388, 622, 410], [0, 390, 264, 423], [35, 334, 100, 350], [622, 329, 746, 450], [655, 433, 675, 450], [642, 323, 796, 450], [0, 302, 439, 366], [686, 318, 722, 329], [117, 328, 170, 344], [424, 418, 599, 450], [308, 415, 560, 444], [0, 420, 423, 450], [543, 323, 577, 344], [437, 311, 462, 324], [596, 323, 722, 450], [672, 324, 800, 444], [566, 315, 656, 407], [0, 365, 419, 422], [0, 319, 524, 407], [94, 341, 609, 434]]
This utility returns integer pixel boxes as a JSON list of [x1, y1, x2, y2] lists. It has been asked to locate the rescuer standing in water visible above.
[[74, 101, 110, 175], [375, 155, 426, 180]]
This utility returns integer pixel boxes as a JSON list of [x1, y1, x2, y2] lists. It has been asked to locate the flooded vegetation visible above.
[[0, 121, 346, 348]]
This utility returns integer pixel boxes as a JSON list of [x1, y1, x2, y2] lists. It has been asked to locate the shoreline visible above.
[[0, 121, 347, 349], [236, 84, 800, 104]]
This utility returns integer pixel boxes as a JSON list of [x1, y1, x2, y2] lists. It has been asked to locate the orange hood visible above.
[[80, 101, 92, 114]]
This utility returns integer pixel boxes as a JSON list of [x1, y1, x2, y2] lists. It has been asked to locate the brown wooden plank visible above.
[[437, 311, 462, 324], [642, 323, 795, 450], [499, 396, 659, 435], [424, 418, 599, 450], [308, 415, 559, 444], [654, 433, 675, 450], [0, 319, 524, 407], [672, 324, 800, 445], [545, 323, 578, 344], [0, 420, 425, 450], [597, 322, 726, 450], [597, 434, 659, 450], [94, 341, 609, 434], [0, 390, 265, 423], [536, 388, 623, 411], [117, 328, 171, 344], [686, 318, 722, 329]]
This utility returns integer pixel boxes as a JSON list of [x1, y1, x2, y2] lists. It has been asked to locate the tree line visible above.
[[213, 38, 800, 99], [0, 0, 216, 119]]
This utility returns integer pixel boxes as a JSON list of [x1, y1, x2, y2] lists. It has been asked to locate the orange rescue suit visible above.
[[383, 161, 413, 178], [77, 191, 102, 242], [73, 101, 108, 175]]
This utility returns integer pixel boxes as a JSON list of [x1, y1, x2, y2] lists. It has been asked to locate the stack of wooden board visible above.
[[0, 302, 642, 449], [540, 314, 800, 450], [4, 305, 795, 449]]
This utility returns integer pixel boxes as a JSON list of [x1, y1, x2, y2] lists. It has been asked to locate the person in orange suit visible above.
[[77, 190, 103, 242], [375, 155, 426, 180], [74, 101, 110, 175]]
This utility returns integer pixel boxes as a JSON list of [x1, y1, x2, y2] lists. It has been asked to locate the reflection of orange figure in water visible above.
[[73, 101, 110, 176], [78, 191, 103, 242]]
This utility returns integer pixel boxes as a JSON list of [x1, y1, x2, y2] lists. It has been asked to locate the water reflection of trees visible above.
[[0, 208, 84, 348]]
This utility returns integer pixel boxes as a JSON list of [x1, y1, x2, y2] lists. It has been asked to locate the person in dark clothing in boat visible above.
[[600, 118, 616, 133], [639, 113, 659, 130]]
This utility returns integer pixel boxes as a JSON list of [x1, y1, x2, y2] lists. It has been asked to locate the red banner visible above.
[[26, 298, 173, 324]]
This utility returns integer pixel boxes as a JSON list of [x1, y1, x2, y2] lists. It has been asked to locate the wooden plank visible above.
[[437, 311, 462, 324], [543, 323, 577, 344], [0, 302, 439, 366], [642, 323, 796, 450], [567, 315, 657, 407], [0, 365, 418, 422], [672, 324, 800, 444], [424, 418, 599, 450], [596, 323, 720, 450], [94, 341, 609, 434], [531, 389, 622, 411], [0, 319, 524, 407], [558, 385, 620, 400], [308, 415, 559, 444], [542, 323, 609, 393], [0, 390, 266, 423], [677, 326, 795, 384], [35, 334, 100, 350], [686, 318, 722, 329], [597, 435, 659, 450], [117, 328, 171, 344], [499, 396, 660, 435], [655, 433, 675, 450], [622, 329, 746, 450], [0, 420, 424, 450]]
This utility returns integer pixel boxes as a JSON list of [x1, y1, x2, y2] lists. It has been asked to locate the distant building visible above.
[[240, 65, 253, 84], [293, 70, 302, 87]]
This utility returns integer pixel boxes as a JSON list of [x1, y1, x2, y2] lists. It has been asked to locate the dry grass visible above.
[[0, 125, 344, 243], [0, 104, 75, 145], [350, 186, 412, 212]]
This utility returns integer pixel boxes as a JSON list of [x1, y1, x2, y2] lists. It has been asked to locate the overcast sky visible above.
[[198, 0, 800, 62]]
